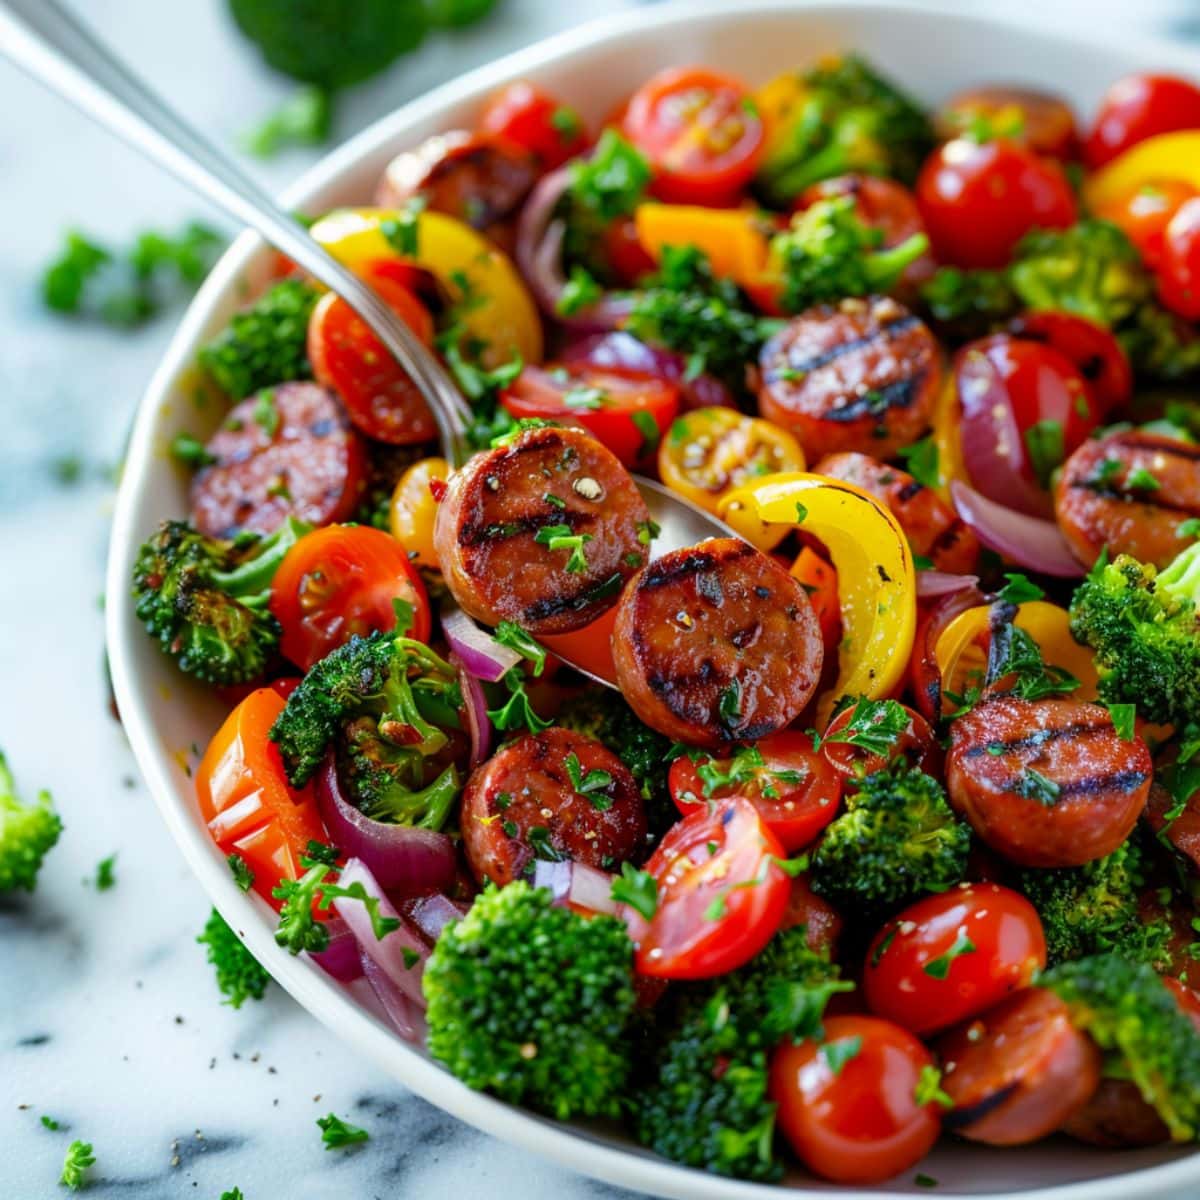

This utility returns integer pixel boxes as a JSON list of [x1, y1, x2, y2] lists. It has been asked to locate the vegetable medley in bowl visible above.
[[129, 51, 1200, 1188]]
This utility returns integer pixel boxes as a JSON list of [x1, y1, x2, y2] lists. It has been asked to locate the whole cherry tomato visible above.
[[820, 700, 938, 787], [1158, 196, 1200, 320], [1096, 179, 1199, 269], [770, 1015, 944, 1184], [863, 882, 1047, 1036], [479, 80, 589, 169], [501, 362, 679, 468], [270, 525, 430, 671], [1085, 73, 1200, 168], [621, 66, 764, 206], [916, 138, 1077, 268], [669, 730, 842, 852], [308, 261, 436, 445], [619, 797, 790, 980], [195, 687, 327, 906]]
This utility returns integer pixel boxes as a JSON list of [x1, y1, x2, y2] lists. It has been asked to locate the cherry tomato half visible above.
[[270, 525, 430, 671], [1006, 310, 1133, 416], [939, 86, 1078, 160], [621, 66, 764, 206], [1096, 179, 1199, 270], [621, 796, 790, 980], [479, 80, 589, 169], [195, 687, 327, 906], [820, 701, 938, 787], [1158, 196, 1200, 320], [1085, 73, 1200, 169], [916, 138, 1077, 269], [501, 362, 679, 468], [308, 262, 437, 445], [669, 730, 842, 852], [863, 882, 1047, 1036], [770, 1015, 943, 1184]]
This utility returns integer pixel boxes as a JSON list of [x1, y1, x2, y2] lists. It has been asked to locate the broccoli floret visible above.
[[811, 759, 970, 915], [1120, 301, 1200, 382], [197, 908, 271, 1008], [633, 927, 849, 1181], [423, 881, 637, 1119], [769, 195, 928, 313], [625, 245, 778, 397], [756, 54, 934, 204], [555, 689, 676, 838], [919, 264, 1018, 339], [1069, 543, 1200, 728], [0, 751, 62, 893], [269, 629, 462, 811], [228, 0, 427, 90], [131, 517, 308, 686], [1044, 953, 1200, 1141], [197, 278, 320, 400], [1016, 840, 1172, 966]]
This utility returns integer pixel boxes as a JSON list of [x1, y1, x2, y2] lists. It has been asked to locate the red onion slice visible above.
[[333, 858, 429, 1009], [916, 570, 982, 600], [442, 605, 520, 683], [453, 655, 493, 767], [562, 331, 735, 412], [308, 914, 364, 983], [532, 860, 619, 916], [951, 481, 1084, 578], [403, 892, 469, 943], [315, 753, 457, 896], [361, 951, 427, 1044]]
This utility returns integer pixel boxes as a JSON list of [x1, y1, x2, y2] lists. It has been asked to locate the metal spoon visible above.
[[0, 0, 734, 680]]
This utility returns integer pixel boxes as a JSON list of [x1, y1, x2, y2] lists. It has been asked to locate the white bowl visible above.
[[106, 3, 1200, 1196]]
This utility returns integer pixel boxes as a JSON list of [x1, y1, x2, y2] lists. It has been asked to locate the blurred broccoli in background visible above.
[[0, 751, 62, 893], [230, 0, 503, 157]]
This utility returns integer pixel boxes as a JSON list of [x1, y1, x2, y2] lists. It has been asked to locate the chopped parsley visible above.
[[820, 1035, 863, 1075], [564, 752, 614, 809], [996, 573, 1044, 605], [611, 862, 657, 920], [822, 697, 911, 757], [550, 105, 584, 141], [227, 853, 255, 893], [94, 854, 117, 891], [1017, 766, 1061, 806], [631, 409, 661, 457], [1023, 418, 1064, 489], [493, 620, 547, 676], [897, 437, 940, 489], [316, 1113, 369, 1150], [533, 523, 593, 572], [717, 680, 742, 727], [59, 1140, 95, 1191], [1105, 702, 1137, 741], [380, 198, 426, 258], [557, 265, 602, 316], [923, 928, 977, 979], [487, 667, 552, 734], [914, 1064, 955, 1109], [1126, 465, 1161, 491], [252, 389, 280, 438], [169, 432, 216, 468]]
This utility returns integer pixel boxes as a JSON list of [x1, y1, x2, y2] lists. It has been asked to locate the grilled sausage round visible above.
[[612, 537, 823, 748], [190, 381, 367, 538], [433, 425, 650, 635], [459, 727, 646, 886], [1056, 431, 1200, 569], [946, 695, 1152, 867], [936, 988, 1102, 1146], [758, 296, 941, 461], [814, 451, 979, 574]]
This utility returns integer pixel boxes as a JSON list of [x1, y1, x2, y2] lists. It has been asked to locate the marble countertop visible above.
[[0, 1, 1196, 1197]]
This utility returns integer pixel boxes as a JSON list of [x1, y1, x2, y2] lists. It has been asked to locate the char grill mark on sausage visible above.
[[896, 478, 925, 503], [820, 370, 927, 423], [1056, 768, 1150, 799], [960, 719, 1110, 758], [521, 572, 625, 623], [773, 312, 922, 375]]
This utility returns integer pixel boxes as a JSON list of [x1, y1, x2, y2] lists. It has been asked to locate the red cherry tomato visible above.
[[602, 214, 658, 287], [269, 525, 430, 671], [1158, 196, 1200, 320], [308, 263, 437, 445], [956, 333, 1102, 517], [195, 687, 327, 906], [668, 731, 842, 852], [770, 1015, 943, 1184], [820, 702, 938, 787], [621, 797, 790, 980], [916, 138, 1076, 268], [501, 362, 679, 468], [621, 66, 764, 206], [863, 883, 1047, 1036], [479, 80, 588, 169], [1096, 179, 1199, 270], [1085, 73, 1200, 169]]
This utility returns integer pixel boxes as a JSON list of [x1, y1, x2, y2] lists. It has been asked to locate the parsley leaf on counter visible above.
[[316, 1112, 370, 1149]]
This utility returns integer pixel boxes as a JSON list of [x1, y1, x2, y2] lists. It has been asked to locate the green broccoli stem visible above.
[[379, 640, 458, 758], [766, 115, 884, 198], [864, 231, 928, 290], [210, 515, 310, 598], [361, 762, 460, 827], [1158, 541, 1200, 607]]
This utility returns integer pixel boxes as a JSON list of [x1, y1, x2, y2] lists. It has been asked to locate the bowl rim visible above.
[[106, 2, 1200, 1197]]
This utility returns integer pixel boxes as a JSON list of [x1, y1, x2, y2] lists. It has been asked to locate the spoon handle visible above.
[[0, 0, 473, 462]]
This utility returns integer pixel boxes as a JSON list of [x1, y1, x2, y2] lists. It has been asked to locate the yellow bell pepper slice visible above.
[[755, 70, 811, 172], [718, 472, 916, 725], [935, 600, 1100, 715], [1084, 131, 1200, 211], [635, 203, 773, 290], [310, 207, 542, 367]]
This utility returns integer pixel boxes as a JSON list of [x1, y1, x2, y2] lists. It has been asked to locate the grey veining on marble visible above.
[[0, 1, 1196, 1197]]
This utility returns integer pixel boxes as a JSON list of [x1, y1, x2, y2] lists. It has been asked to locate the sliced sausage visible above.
[[1055, 431, 1200, 569], [612, 537, 822, 749], [938, 87, 1078, 160], [937, 987, 1102, 1146], [946, 695, 1152, 867], [813, 451, 979, 574], [798, 175, 936, 296], [190, 381, 367, 538], [376, 130, 537, 248], [459, 726, 647, 886], [757, 295, 941, 461], [433, 425, 650, 635], [1147, 777, 1200, 876]]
